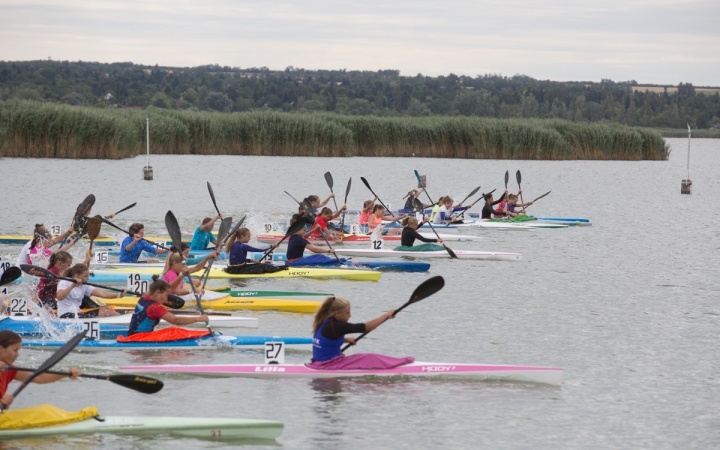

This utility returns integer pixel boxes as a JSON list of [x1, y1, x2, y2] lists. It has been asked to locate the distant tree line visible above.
[[1, 60, 718, 129]]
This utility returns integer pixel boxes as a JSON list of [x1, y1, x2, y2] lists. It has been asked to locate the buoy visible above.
[[681, 124, 691, 194], [143, 117, 153, 180]]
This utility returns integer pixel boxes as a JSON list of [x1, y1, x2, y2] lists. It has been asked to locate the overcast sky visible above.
[[1, 0, 718, 85]]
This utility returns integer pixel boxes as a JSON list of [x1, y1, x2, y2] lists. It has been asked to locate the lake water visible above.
[[0, 138, 718, 448]]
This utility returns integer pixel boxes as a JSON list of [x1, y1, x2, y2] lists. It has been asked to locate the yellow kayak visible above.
[[100, 295, 320, 313], [0, 235, 186, 247], [102, 266, 381, 282]]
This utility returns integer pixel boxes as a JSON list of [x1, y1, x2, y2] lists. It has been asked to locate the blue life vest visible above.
[[312, 318, 344, 362], [128, 297, 162, 335]]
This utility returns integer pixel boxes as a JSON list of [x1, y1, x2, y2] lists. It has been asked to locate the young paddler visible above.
[[398, 217, 444, 250], [56, 264, 123, 318], [308, 297, 414, 370], [35, 250, 91, 310], [311, 207, 346, 241], [481, 190, 508, 219], [0, 330, 82, 410], [119, 223, 169, 263], [161, 248, 219, 295], [286, 218, 340, 265], [358, 198, 377, 234], [368, 205, 405, 235], [189, 215, 221, 250], [127, 277, 209, 335], [432, 196, 470, 224], [503, 192, 534, 217], [26, 225, 78, 266], [223, 228, 283, 274]]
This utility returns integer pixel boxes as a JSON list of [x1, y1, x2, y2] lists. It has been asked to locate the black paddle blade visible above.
[[344, 178, 352, 201], [516, 170, 522, 187], [413, 198, 424, 212], [164, 211, 184, 258], [19, 264, 53, 279], [360, 176, 372, 192], [408, 275, 445, 305], [301, 199, 315, 216], [108, 374, 164, 394], [324, 171, 334, 190], [504, 171, 509, 188], [207, 181, 221, 216], [464, 186, 481, 203], [217, 217, 232, 242], [532, 191, 551, 202], [87, 217, 102, 240], [286, 218, 308, 236], [443, 245, 458, 259], [0, 267, 22, 286], [114, 202, 137, 216]]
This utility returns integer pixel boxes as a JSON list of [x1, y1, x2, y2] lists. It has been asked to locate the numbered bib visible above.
[[350, 224, 359, 235], [263, 223, 273, 233], [10, 298, 28, 316], [51, 225, 61, 236], [264, 341, 285, 364], [83, 321, 100, 340], [371, 239, 383, 250], [126, 273, 149, 293], [94, 251, 109, 264], [0, 258, 10, 274]]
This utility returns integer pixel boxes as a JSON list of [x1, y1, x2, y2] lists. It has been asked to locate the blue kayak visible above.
[[0, 317, 127, 338], [21, 334, 313, 351]]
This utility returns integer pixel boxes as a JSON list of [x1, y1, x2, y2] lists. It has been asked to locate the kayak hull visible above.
[[103, 296, 320, 313], [0, 317, 127, 338], [256, 233, 480, 245], [21, 334, 312, 351], [7, 313, 258, 329], [121, 362, 563, 385], [0, 416, 283, 440], [99, 267, 382, 281], [333, 248, 523, 261], [0, 235, 183, 246], [102, 259, 429, 272]]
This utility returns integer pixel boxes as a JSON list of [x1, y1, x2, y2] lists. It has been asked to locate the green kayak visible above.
[[0, 415, 283, 440]]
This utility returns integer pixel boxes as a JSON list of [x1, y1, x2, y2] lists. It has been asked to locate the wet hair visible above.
[[128, 223, 144, 235], [170, 243, 190, 253], [149, 275, 172, 295], [30, 224, 51, 249], [312, 296, 351, 333], [48, 251, 73, 272], [67, 263, 89, 278], [319, 207, 333, 217], [201, 217, 212, 225], [362, 200, 374, 211], [163, 252, 184, 275], [307, 195, 319, 203], [372, 204, 385, 213], [0, 330, 22, 348], [225, 227, 250, 253], [484, 193, 493, 201], [401, 216, 419, 227]]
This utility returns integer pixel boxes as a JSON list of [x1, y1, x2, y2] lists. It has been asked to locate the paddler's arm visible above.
[[91, 287, 127, 299], [56, 278, 81, 300], [187, 250, 220, 274], [169, 270, 188, 291], [318, 194, 334, 207], [48, 226, 74, 246], [13, 368, 82, 384], [200, 215, 221, 232], [161, 312, 210, 326], [306, 243, 334, 254], [364, 309, 397, 332]]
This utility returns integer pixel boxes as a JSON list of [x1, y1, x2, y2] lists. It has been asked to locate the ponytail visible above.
[[48, 251, 73, 271], [312, 296, 351, 333], [225, 228, 249, 253], [149, 275, 171, 295]]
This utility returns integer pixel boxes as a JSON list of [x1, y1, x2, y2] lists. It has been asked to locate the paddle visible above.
[[521, 191, 551, 210], [86, 217, 102, 255], [339, 177, 352, 234], [457, 186, 481, 220], [165, 211, 217, 344], [413, 170, 435, 205], [414, 199, 457, 259], [1, 267, 21, 287], [1, 330, 87, 412], [20, 264, 137, 296], [207, 182, 223, 218], [110, 202, 137, 217], [62, 194, 96, 245], [7, 366, 163, 394], [198, 216, 234, 290], [341, 276, 445, 352], [99, 218, 171, 251], [360, 177, 394, 217], [516, 170, 524, 204], [284, 191, 303, 206], [324, 172, 340, 212], [259, 219, 306, 262]]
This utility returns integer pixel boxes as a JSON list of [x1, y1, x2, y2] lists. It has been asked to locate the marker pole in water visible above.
[[143, 117, 153, 180], [681, 123, 691, 194]]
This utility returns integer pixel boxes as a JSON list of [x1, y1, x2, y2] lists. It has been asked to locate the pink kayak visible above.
[[120, 362, 563, 385]]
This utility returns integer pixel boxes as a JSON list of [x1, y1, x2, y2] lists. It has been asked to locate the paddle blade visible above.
[[164, 211, 184, 258], [87, 217, 102, 241], [0, 267, 22, 286], [344, 177, 352, 201], [217, 217, 232, 242], [227, 215, 247, 240], [108, 374, 164, 394], [324, 171, 334, 189], [408, 276, 444, 306], [19, 264, 54, 279], [516, 170, 522, 187], [414, 170, 423, 186], [302, 199, 315, 216], [413, 198, 424, 212], [286, 217, 308, 236], [207, 182, 221, 216], [504, 171, 509, 188], [360, 176, 372, 192], [532, 191, 551, 202], [465, 186, 481, 201], [443, 245, 458, 259], [114, 202, 136, 216]]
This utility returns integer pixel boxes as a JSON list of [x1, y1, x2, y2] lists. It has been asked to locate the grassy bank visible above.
[[654, 128, 720, 138], [0, 101, 669, 160]]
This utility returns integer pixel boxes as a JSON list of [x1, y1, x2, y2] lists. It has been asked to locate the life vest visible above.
[[128, 297, 162, 335], [312, 318, 344, 362]]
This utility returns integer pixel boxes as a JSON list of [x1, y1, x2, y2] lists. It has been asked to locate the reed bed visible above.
[[0, 101, 669, 160]]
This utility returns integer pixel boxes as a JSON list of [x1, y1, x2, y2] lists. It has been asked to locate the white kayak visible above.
[[0, 414, 283, 440], [121, 362, 562, 385], [455, 220, 567, 229], [7, 313, 258, 329], [333, 248, 522, 261]]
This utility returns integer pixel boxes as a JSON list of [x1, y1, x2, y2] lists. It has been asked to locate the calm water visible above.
[[0, 138, 718, 448]]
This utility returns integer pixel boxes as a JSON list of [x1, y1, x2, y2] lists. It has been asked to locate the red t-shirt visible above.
[[312, 216, 328, 237], [0, 369, 18, 397], [36, 266, 61, 303], [146, 302, 168, 320]]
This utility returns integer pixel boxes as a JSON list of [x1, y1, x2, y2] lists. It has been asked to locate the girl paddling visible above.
[[127, 278, 209, 336], [368, 205, 405, 235], [56, 264, 123, 318], [311, 207, 346, 241], [308, 297, 414, 370], [503, 192, 534, 218], [286, 218, 340, 265], [358, 198, 377, 234], [394, 217, 444, 251], [0, 330, 82, 410], [27, 225, 77, 267], [161, 248, 219, 295], [481, 190, 508, 219], [35, 251, 91, 310], [119, 223, 169, 263], [223, 228, 283, 274]]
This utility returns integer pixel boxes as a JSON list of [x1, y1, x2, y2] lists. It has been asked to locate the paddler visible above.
[[286, 218, 340, 265], [482, 190, 508, 219], [223, 228, 284, 274], [308, 297, 414, 370], [311, 207, 346, 241], [428, 196, 445, 223], [369, 205, 405, 235], [189, 215, 221, 250], [0, 330, 82, 410], [433, 196, 470, 224], [399, 217, 444, 250], [127, 277, 209, 335], [35, 250, 91, 310], [503, 193, 534, 218], [27, 225, 78, 266], [119, 223, 169, 263], [56, 264, 123, 318], [161, 248, 220, 295], [16, 224, 73, 267], [402, 188, 431, 210], [306, 194, 334, 212], [358, 198, 377, 234]]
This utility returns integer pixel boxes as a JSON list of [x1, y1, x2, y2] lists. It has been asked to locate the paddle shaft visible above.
[[100, 218, 171, 251], [339, 177, 352, 233], [414, 170, 435, 205], [8, 366, 163, 394], [414, 200, 456, 258], [360, 177, 394, 218], [516, 170, 524, 204], [285, 191, 302, 206], [21, 265, 137, 295], [207, 182, 223, 218]]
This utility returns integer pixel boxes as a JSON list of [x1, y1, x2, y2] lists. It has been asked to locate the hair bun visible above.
[[151, 274, 160, 282]]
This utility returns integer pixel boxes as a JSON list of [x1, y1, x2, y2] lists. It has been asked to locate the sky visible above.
[[1, 0, 718, 86]]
